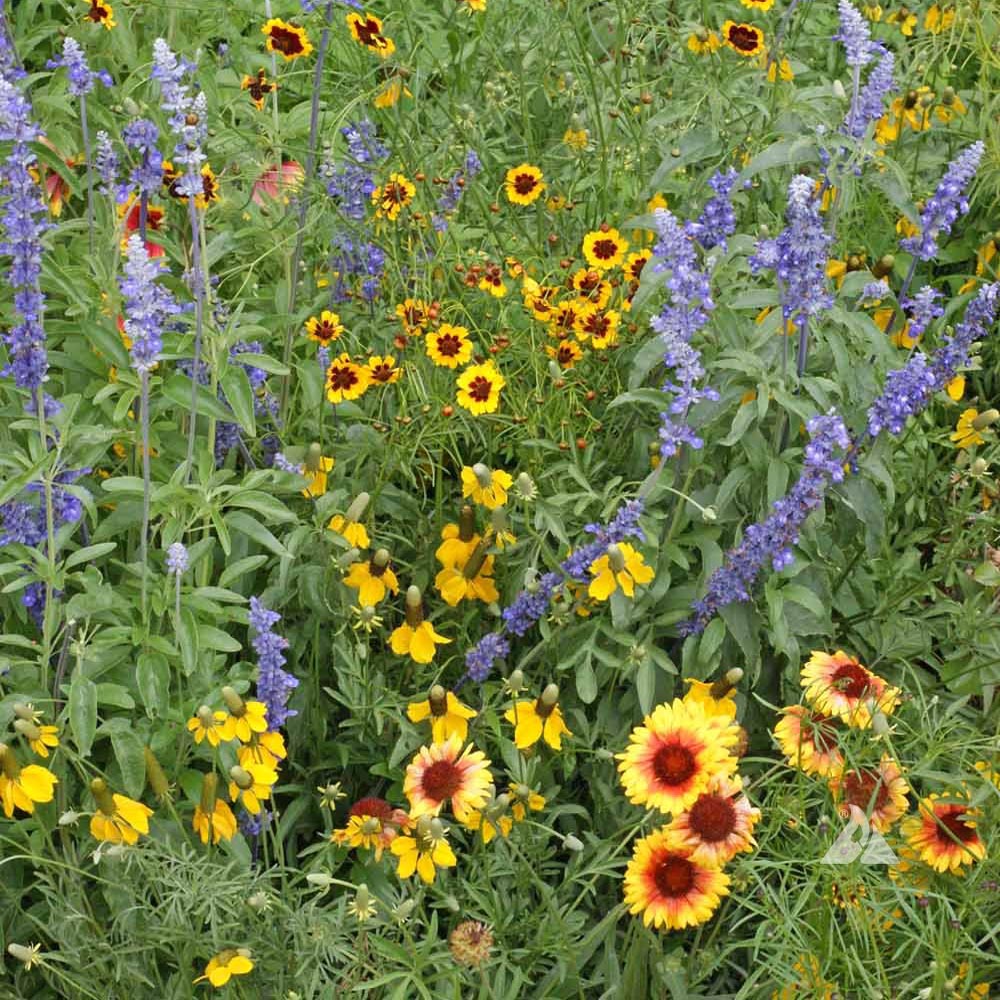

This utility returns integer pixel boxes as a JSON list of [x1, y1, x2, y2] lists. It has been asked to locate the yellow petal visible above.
[[588, 568, 616, 601], [228, 956, 253, 975], [407, 700, 431, 723], [416, 852, 437, 883]]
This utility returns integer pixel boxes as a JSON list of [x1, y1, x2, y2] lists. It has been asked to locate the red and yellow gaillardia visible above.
[[773, 705, 845, 777], [666, 773, 760, 867], [800, 650, 901, 728], [829, 756, 909, 832], [901, 793, 987, 873], [403, 733, 493, 823]]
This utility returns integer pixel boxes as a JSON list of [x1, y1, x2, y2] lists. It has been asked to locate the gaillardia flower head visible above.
[[666, 773, 760, 867], [403, 733, 492, 823], [262, 18, 313, 60], [800, 650, 901, 727], [901, 793, 986, 873], [773, 705, 845, 777], [830, 756, 909, 833]]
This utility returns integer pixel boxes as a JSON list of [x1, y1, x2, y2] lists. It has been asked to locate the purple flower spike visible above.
[[249, 596, 298, 730]]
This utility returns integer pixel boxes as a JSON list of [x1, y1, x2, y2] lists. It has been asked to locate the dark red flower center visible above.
[[350, 796, 392, 821], [86, 1, 111, 23], [842, 769, 891, 812], [466, 376, 494, 403], [935, 806, 978, 844], [652, 742, 697, 787], [727, 24, 762, 52], [653, 854, 696, 898], [687, 793, 737, 842], [370, 363, 394, 382], [436, 333, 462, 356], [328, 365, 359, 391], [584, 314, 611, 337], [268, 24, 306, 56], [628, 257, 648, 281], [314, 321, 339, 341], [402, 306, 425, 326], [831, 663, 873, 699], [577, 271, 601, 292], [247, 71, 273, 103], [382, 182, 407, 206], [513, 172, 539, 195], [354, 18, 387, 48], [590, 238, 619, 260], [557, 345, 577, 364], [421, 760, 462, 801]]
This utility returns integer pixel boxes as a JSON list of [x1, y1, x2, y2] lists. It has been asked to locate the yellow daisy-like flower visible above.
[[237, 730, 287, 769], [163, 161, 220, 211], [228, 761, 278, 815], [800, 650, 901, 728], [325, 353, 371, 404], [372, 173, 415, 221], [426, 323, 473, 369], [463, 806, 513, 844], [772, 705, 845, 778], [925, 4, 956, 33], [218, 699, 269, 744], [687, 30, 722, 55], [17, 722, 60, 758], [571, 269, 613, 308], [901, 794, 986, 873], [617, 698, 739, 816], [886, 8, 917, 34], [682, 675, 739, 721], [457, 0, 487, 11], [328, 512, 370, 550], [404, 734, 492, 823], [623, 250, 652, 286], [187, 706, 230, 747], [347, 11, 396, 57], [829, 756, 909, 833], [504, 685, 572, 751], [767, 56, 794, 83], [262, 18, 313, 60], [623, 828, 731, 930], [574, 305, 620, 349], [863, 4, 883, 19], [740, 0, 775, 10], [951, 408, 985, 449], [772, 955, 840, 999], [367, 354, 402, 385], [666, 773, 760, 867], [461, 464, 512, 509], [305, 310, 344, 346], [241, 68, 276, 112], [344, 552, 399, 606], [374, 76, 413, 108], [194, 949, 254, 988], [302, 455, 335, 498], [82, 0, 115, 29], [722, 20, 765, 57], [89, 779, 153, 845], [504, 164, 545, 206], [546, 340, 584, 369], [331, 797, 408, 859], [563, 128, 589, 151], [456, 361, 505, 415], [396, 298, 430, 333], [588, 542, 654, 601], [390, 621, 450, 663], [946, 375, 966, 402], [408, 687, 478, 744], [434, 544, 499, 606], [193, 776, 238, 845], [0, 744, 57, 817], [582, 227, 628, 271], [391, 815, 456, 883], [509, 782, 546, 822]]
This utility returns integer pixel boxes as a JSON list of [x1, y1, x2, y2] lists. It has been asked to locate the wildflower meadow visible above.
[[1, 0, 1000, 995]]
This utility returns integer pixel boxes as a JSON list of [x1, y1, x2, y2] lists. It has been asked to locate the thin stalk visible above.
[[184, 194, 206, 477], [883, 257, 918, 339], [36, 386, 57, 687], [140, 369, 151, 616], [795, 315, 810, 380], [80, 94, 94, 259], [139, 189, 148, 243]]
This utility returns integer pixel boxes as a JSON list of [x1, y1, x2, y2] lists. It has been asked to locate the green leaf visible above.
[[740, 136, 818, 181], [225, 511, 289, 557], [198, 624, 242, 652], [575, 656, 598, 704], [162, 374, 235, 424], [136, 652, 170, 717], [65, 542, 117, 569], [96, 683, 135, 709], [68, 672, 98, 756], [220, 367, 256, 436], [224, 491, 296, 523], [636, 660, 656, 716], [231, 352, 289, 375], [218, 555, 268, 588], [110, 727, 146, 798]]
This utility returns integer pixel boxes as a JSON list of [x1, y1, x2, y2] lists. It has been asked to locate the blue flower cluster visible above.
[[47, 37, 112, 97], [836, 0, 875, 67], [94, 130, 118, 195], [901, 285, 944, 344], [120, 234, 181, 374], [248, 596, 298, 730], [165, 542, 189, 576], [121, 119, 163, 201], [150, 38, 206, 198], [685, 168, 741, 251], [845, 43, 894, 138], [0, 469, 88, 548]]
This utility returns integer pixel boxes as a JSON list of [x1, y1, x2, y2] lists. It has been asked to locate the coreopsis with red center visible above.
[[582, 227, 628, 271], [504, 163, 545, 205], [456, 361, 505, 415], [404, 733, 492, 823], [325, 353, 370, 403]]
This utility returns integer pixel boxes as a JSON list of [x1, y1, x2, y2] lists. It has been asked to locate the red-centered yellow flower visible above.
[[666, 773, 760, 867], [800, 650, 901, 727], [391, 814, 455, 883], [396, 298, 430, 333], [548, 299, 586, 339], [505, 684, 572, 751], [89, 779, 152, 845], [193, 775, 238, 845], [461, 464, 512, 509], [623, 250, 652, 285], [901, 794, 986, 873], [456, 361, 505, 415], [571, 269, 612, 308], [374, 75, 413, 108], [187, 706, 230, 747], [347, 11, 396, 57], [0, 744, 57, 817], [623, 828, 731, 930], [332, 796, 409, 860], [325, 353, 371, 403], [925, 4, 956, 33], [302, 455, 335, 498], [509, 782, 546, 822], [588, 542, 654, 601], [163, 161, 219, 210], [434, 541, 499, 605], [426, 323, 472, 368], [687, 30, 721, 55], [372, 173, 415, 221], [582, 227, 628, 271], [82, 0, 115, 29], [408, 686, 478, 744], [773, 705, 845, 777], [228, 762, 277, 815], [504, 163, 545, 206], [218, 699, 269, 744], [722, 20, 765, 56], [574, 305, 620, 348], [263, 18, 313, 59], [305, 310, 344, 346], [617, 699, 739, 815], [478, 265, 507, 298], [344, 550, 399, 605], [237, 730, 287, 769], [951, 408, 985, 449], [194, 950, 254, 988], [242, 68, 276, 111], [546, 340, 584, 369], [389, 621, 450, 663], [740, 0, 775, 9], [404, 734, 492, 822], [367, 354, 401, 384], [830, 757, 909, 833]]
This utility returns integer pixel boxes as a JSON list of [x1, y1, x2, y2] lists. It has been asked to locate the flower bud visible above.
[[144, 747, 171, 800], [971, 458, 989, 476], [372, 547, 391, 569], [563, 834, 584, 852], [595, 747, 615, 761], [972, 408, 999, 430], [428, 684, 448, 716], [345, 492, 370, 523], [607, 543, 626, 573], [247, 891, 271, 911], [13, 718, 41, 741], [12, 702, 39, 722], [458, 504, 476, 542], [505, 669, 525, 694], [229, 765, 253, 790], [307, 872, 335, 889], [221, 686, 244, 715], [337, 547, 361, 569], [514, 472, 537, 501], [872, 254, 895, 279], [701, 505, 717, 523], [393, 899, 417, 923], [7, 943, 42, 969], [90, 777, 115, 815], [305, 442, 323, 471], [472, 463, 493, 488]]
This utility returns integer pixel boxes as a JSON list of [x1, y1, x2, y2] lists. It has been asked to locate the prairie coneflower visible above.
[[722, 20, 765, 57], [193, 773, 238, 845], [332, 796, 409, 859], [623, 828, 731, 930], [404, 733, 492, 822], [456, 361, 505, 415], [504, 163, 545, 206], [505, 684, 572, 751], [951, 408, 993, 449], [617, 699, 739, 815], [218, 688, 270, 743], [426, 323, 473, 368], [800, 650, 901, 727], [462, 464, 512, 509], [367, 354, 401, 384], [391, 814, 455, 883], [347, 12, 396, 57], [434, 537, 499, 606], [667, 774, 760, 867], [13, 717, 60, 758], [194, 950, 254, 988], [587, 543, 654, 601], [89, 778, 152, 844], [82, 0, 115, 29], [374, 76, 413, 108], [902, 794, 986, 873], [0, 744, 57, 817], [773, 705, 845, 777], [389, 586, 451, 663], [509, 782, 546, 821], [242, 68, 276, 111], [326, 353, 371, 403], [305, 310, 344, 346], [344, 549, 399, 606], [187, 705, 230, 747], [328, 492, 371, 549], [830, 757, 909, 832], [582, 227, 628, 271], [436, 511, 480, 567], [925, 4, 956, 33], [682, 670, 743, 722], [687, 29, 721, 55], [228, 762, 277, 815], [408, 685, 478, 743], [302, 453, 335, 499], [885, 6, 917, 34], [372, 173, 415, 220], [262, 19, 313, 60], [237, 730, 287, 769]]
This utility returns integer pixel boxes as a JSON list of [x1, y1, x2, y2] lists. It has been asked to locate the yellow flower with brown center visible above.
[[478, 264, 507, 298], [408, 685, 478, 744], [886, 7, 917, 34], [325, 353, 371, 403], [582, 227, 628, 271], [434, 537, 499, 606], [722, 20, 765, 57], [574, 305, 620, 349], [193, 774, 238, 845], [461, 464, 512, 509], [82, 0, 115, 29], [571, 269, 612, 308], [504, 164, 545, 206], [829, 756, 909, 832], [344, 548, 399, 606], [548, 300, 585, 339], [682, 670, 742, 721], [901, 793, 986, 873], [587, 542, 654, 601], [546, 340, 584, 369], [687, 29, 721, 55], [396, 298, 430, 333], [367, 354, 402, 384], [426, 323, 473, 369], [666, 773, 760, 867], [925, 3, 955, 33], [504, 684, 572, 751], [372, 173, 415, 220], [187, 705, 230, 747], [773, 705, 845, 777], [263, 18, 313, 59], [623, 828, 731, 930], [332, 797, 409, 860], [800, 650, 901, 728], [403, 733, 492, 823], [951, 408, 991, 449], [163, 161, 219, 210], [623, 250, 651, 285], [456, 361, 505, 415], [617, 698, 739, 815], [241, 69, 276, 111], [89, 778, 153, 844], [347, 12, 396, 57], [436, 514, 479, 567], [391, 814, 456, 882], [305, 310, 344, 346], [194, 950, 254, 988], [389, 586, 451, 663], [0, 743, 57, 817]]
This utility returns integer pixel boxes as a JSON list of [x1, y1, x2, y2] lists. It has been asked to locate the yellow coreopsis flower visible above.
[[505, 164, 545, 206], [505, 684, 572, 751], [407, 685, 477, 743], [587, 542, 654, 601], [456, 361, 505, 415], [687, 30, 721, 55], [194, 949, 254, 988]]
